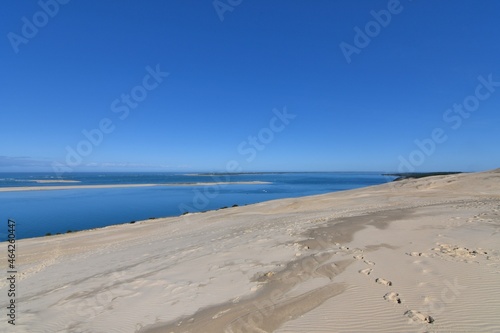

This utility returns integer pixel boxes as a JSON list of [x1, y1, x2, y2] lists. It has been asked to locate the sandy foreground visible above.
[[1, 170, 500, 333]]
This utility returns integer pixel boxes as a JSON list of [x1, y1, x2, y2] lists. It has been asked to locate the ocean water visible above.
[[0, 172, 395, 240]]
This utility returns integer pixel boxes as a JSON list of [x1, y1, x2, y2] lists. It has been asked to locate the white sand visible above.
[[1, 169, 499, 332], [0, 181, 270, 192]]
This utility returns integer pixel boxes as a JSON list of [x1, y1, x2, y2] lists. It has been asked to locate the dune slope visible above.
[[1, 169, 499, 333]]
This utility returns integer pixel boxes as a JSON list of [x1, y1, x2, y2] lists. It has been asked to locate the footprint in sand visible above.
[[383, 292, 401, 304], [375, 278, 392, 286], [364, 260, 375, 265], [404, 309, 434, 323], [358, 268, 373, 275]]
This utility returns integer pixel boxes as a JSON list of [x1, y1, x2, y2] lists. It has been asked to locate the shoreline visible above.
[[4, 169, 500, 332], [0, 176, 392, 241], [0, 181, 271, 192]]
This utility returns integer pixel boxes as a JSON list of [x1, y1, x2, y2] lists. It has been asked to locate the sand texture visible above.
[[1, 169, 500, 332]]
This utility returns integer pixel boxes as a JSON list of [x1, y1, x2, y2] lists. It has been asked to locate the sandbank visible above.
[[0, 181, 271, 192]]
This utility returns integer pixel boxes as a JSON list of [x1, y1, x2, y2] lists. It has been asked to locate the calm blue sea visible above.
[[0, 172, 395, 240]]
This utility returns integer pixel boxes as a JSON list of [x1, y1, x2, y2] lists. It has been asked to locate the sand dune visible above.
[[1, 169, 499, 332]]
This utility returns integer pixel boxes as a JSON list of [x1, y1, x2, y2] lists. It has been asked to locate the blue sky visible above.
[[1, 0, 499, 173]]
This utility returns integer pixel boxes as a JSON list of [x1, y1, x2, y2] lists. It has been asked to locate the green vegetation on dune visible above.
[[384, 172, 462, 181]]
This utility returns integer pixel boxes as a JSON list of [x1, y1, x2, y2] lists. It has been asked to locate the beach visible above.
[[2, 169, 499, 332]]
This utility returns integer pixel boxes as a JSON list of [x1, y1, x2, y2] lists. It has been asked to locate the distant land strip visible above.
[[384, 172, 463, 181], [0, 181, 271, 192]]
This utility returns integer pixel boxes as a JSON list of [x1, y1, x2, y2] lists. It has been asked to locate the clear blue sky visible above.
[[1, 0, 499, 173]]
